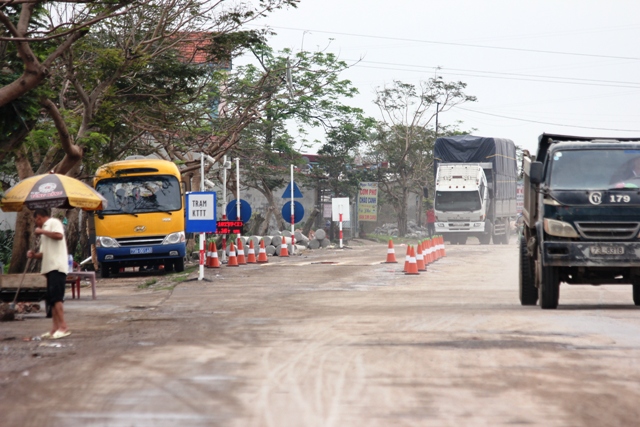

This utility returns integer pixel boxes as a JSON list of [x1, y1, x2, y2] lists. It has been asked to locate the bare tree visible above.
[[369, 77, 476, 236]]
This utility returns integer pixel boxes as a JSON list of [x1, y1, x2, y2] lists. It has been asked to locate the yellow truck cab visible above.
[[93, 159, 186, 278]]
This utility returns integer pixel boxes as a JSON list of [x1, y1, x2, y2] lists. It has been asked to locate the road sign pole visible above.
[[291, 165, 295, 254], [236, 158, 241, 240], [339, 212, 343, 249], [199, 154, 205, 280]]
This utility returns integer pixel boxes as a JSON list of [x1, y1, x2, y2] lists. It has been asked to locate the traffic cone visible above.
[[405, 246, 420, 275], [279, 236, 289, 257], [210, 241, 220, 268], [385, 240, 398, 263], [437, 236, 443, 260], [205, 241, 212, 267], [209, 241, 218, 267], [247, 239, 257, 263], [429, 236, 438, 262], [424, 238, 431, 264], [257, 239, 269, 263], [441, 235, 446, 257], [421, 240, 429, 265], [403, 245, 411, 272], [236, 238, 246, 265], [416, 242, 426, 271], [227, 241, 239, 267]]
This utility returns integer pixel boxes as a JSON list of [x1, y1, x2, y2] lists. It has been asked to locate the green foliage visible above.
[[316, 114, 376, 199], [0, 225, 14, 271]]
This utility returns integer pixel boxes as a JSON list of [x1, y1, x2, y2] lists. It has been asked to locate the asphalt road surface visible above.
[[2, 238, 640, 427]]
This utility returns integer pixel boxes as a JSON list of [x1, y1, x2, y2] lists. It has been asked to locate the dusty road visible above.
[[2, 238, 640, 427]]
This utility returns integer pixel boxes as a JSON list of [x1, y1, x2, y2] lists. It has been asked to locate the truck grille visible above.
[[116, 235, 165, 246], [574, 222, 640, 240]]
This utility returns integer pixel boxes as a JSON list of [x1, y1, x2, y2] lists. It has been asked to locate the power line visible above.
[[350, 59, 640, 88], [455, 106, 640, 132], [352, 63, 640, 90], [258, 25, 640, 62]]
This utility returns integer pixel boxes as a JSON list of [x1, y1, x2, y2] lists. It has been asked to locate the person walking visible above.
[[426, 207, 436, 237], [27, 208, 71, 339]]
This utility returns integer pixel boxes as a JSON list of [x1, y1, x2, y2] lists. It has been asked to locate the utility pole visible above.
[[435, 102, 440, 139]]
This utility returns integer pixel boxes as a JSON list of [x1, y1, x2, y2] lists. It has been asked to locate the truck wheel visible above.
[[539, 248, 560, 309], [633, 280, 640, 306], [479, 222, 492, 245], [100, 263, 110, 279], [174, 257, 185, 273], [502, 219, 511, 244], [519, 236, 537, 305]]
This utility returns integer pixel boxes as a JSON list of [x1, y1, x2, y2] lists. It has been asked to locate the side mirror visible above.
[[422, 186, 429, 198], [529, 161, 543, 184]]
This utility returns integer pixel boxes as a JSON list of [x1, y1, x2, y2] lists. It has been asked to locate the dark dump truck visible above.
[[433, 135, 518, 245], [520, 133, 640, 309]]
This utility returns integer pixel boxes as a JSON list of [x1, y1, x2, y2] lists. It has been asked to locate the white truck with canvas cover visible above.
[[434, 163, 489, 244], [432, 135, 518, 245]]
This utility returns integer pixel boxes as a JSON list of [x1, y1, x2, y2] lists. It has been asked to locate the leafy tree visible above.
[[367, 77, 476, 236], [2, 0, 300, 273], [216, 47, 364, 234]]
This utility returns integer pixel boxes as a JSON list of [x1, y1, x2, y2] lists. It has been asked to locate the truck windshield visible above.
[[95, 175, 181, 214], [549, 149, 640, 190], [435, 191, 481, 211]]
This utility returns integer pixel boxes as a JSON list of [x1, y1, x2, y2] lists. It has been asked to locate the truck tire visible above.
[[174, 257, 185, 273], [479, 222, 492, 245], [100, 263, 111, 279], [519, 236, 537, 305], [633, 279, 640, 306], [502, 219, 511, 244], [538, 247, 560, 309]]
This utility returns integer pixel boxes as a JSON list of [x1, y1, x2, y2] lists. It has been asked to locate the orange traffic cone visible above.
[[236, 238, 246, 265], [405, 246, 420, 275], [416, 241, 426, 271], [403, 245, 411, 272], [429, 238, 436, 263], [424, 238, 431, 264], [279, 236, 289, 257], [436, 236, 443, 260], [440, 235, 446, 257], [227, 241, 239, 267], [205, 241, 212, 267], [257, 239, 269, 263], [385, 240, 398, 263], [247, 239, 257, 263], [421, 240, 428, 265], [210, 241, 220, 268]]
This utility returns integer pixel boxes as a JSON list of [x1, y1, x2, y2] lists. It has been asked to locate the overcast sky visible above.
[[243, 0, 640, 153]]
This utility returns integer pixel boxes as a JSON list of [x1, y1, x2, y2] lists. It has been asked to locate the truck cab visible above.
[[520, 133, 640, 308], [434, 163, 490, 244]]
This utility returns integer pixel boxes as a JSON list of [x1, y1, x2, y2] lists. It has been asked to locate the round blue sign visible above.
[[282, 201, 305, 224], [226, 199, 252, 222]]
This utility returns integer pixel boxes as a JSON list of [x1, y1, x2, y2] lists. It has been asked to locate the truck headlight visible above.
[[162, 231, 185, 245], [96, 236, 119, 248], [544, 219, 579, 238]]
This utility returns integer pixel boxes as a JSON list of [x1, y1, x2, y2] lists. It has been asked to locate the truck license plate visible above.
[[590, 246, 624, 255], [130, 247, 153, 255]]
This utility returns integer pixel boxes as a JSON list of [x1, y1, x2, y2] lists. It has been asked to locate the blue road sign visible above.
[[281, 182, 303, 198], [186, 192, 217, 233], [226, 199, 252, 223], [282, 201, 305, 224]]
